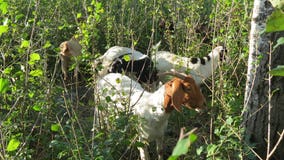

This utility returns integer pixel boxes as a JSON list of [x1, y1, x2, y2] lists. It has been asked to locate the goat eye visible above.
[[183, 86, 191, 92]]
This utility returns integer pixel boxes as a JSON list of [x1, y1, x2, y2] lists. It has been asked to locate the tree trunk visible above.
[[243, 0, 284, 159]]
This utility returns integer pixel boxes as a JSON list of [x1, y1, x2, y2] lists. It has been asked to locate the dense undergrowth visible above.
[[0, 0, 253, 159]]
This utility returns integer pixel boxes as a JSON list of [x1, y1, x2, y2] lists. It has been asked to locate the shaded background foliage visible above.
[[0, 0, 252, 159]]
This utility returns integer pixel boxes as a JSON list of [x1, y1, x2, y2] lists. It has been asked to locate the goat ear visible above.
[[68, 39, 82, 56], [163, 93, 172, 112], [171, 79, 184, 112], [164, 79, 183, 112]]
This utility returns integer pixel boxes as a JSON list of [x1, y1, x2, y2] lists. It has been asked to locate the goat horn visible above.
[[157, 70, 187, 80]]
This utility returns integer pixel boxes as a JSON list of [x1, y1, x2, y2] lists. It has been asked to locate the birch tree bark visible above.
[[243, 0, 284, 159]]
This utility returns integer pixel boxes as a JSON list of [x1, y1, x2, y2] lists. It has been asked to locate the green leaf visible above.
[[51, 124, 60, 132], [123, 54, 131, 62], [0, 25, 8, 36], [266, 9, 284, 33], [105, 96, 112, 102], [0, 78, 9, 94], [7, 138, 20, 152], [116, 78, 121, 83], [43, 41, 52, 49], [3, 67, 12, 74], [29, 69, 43, 77], [32, 105, 41, 111], [0, 0, 8, 14], [189, 133, 197, 142], [171, 138, 190, 156], [167, 156, 178, 160], [270, 65, 284, 76], [28, 91, 35, 98], [273, 37, 284, 50], [95, 2, 104, 13], [29, 53, 41, 65], [20, 40, 30, 48], [77, 13, 82, 18], [169, 131, 198, 159], [226, 116, 233, 125], [196, 146, 204, 155], [171, 134, 197, 157]]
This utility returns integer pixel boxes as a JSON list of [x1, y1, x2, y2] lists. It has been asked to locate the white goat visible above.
[[153, 46, 227, 85], [93, 46, 158, 86], [97, 72, 206, 160], [93, 46, 147, 75]]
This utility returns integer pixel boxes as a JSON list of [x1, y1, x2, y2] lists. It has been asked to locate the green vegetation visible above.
[[266, 2, 284, 77], [0, 0, 253, 159]]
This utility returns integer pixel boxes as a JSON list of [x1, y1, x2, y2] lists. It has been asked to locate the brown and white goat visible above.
[[59, 38, 82, 80], [97, 71, 206, 160]]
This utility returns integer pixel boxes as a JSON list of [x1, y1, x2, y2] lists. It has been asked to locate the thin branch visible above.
[[268, 130, 284, 158], [266, 42, 273, 160], [178, 127, 198, 141]]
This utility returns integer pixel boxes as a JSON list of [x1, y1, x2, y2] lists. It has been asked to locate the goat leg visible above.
[[138, 146, 150, 160], [138, 137, 150, 160], [156, 137, 164, 160], [60, 54, 70, 80]]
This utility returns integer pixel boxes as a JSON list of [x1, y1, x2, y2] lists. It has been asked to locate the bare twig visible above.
[[178, 127, 198, 141], [267, 130, 284, 158], [266, 42, 272, 160]]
